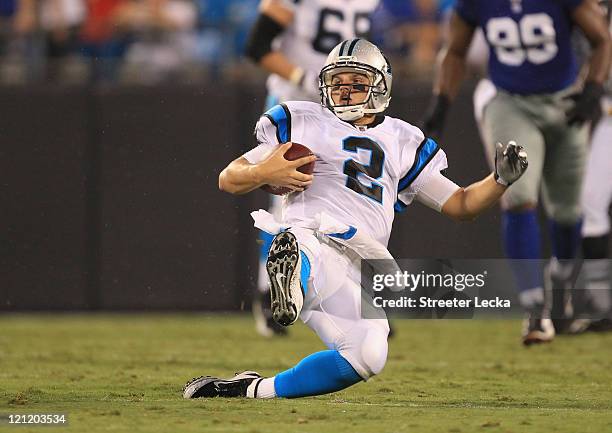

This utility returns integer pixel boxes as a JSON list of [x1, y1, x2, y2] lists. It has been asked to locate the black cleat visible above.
[[182, 371, 261, 398], [586, 318, 612, 333], [266, 231, 304, 327]]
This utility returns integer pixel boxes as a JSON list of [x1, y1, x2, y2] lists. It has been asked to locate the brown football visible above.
[[261, 142, 315, 195]]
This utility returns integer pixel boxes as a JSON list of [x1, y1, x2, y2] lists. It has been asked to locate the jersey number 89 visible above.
[[486, 13, 558, 66]]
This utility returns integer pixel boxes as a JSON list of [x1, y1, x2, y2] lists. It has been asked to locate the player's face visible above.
[[330, 72, 371, 106]]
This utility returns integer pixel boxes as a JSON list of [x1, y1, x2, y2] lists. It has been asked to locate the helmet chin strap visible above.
[[333, 103, 385, 122], [334, 105, 366, 121]]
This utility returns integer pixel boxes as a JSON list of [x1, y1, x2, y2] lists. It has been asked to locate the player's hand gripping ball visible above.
[[494, 140, 528, 186], [261, 142, 316, 195]]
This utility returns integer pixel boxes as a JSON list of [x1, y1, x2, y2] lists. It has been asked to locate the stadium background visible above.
[[2, 2, 612, 433], [2, 0, 526, 311]]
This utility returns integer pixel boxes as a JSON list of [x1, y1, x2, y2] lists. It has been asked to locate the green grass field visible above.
[[1, 314, 611, 433]]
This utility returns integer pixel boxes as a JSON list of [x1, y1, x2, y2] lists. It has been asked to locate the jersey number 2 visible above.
[[342, 137, 384, 203]]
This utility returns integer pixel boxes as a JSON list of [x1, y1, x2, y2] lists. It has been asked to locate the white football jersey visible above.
[[267, 0, 379, 102], [244, 101, 450, 246]]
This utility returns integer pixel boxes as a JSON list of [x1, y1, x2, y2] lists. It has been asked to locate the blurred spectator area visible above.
[[0, 0, 453, 86], [371, 0, 454, 78], [0, 0, 259, 85]]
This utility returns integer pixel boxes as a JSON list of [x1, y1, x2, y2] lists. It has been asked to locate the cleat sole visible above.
[[266, 232, 300, 327]]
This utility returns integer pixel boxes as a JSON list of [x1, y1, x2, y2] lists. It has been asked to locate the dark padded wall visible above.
[[1, 88, 90, 309], [1, 81, 512, 310], [96, 88, 243, 310]]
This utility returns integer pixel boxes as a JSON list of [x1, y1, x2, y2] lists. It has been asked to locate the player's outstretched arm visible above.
[[219, 142, 315, 195], [441, 142, 528, 221]]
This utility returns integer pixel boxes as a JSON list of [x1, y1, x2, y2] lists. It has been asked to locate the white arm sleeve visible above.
[[414, 171, 461, 212], [243, 143, 276, 164], [396, 144, 450, 209], [243, 116, 279, 164]]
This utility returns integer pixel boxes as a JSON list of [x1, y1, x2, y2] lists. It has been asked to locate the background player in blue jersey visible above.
[[423, 0, 611, 345]]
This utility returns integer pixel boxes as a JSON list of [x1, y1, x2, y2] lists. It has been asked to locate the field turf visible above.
[[1, 314, 611, 433]]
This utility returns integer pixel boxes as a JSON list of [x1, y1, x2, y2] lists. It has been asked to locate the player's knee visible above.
[[361, 338, 388, 378], [337, 322, 388, 380], [355, 328, 389, 379], [549, 205, 581, 225]]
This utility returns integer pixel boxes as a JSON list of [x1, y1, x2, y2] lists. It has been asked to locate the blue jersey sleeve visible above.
[[454, 0, 478, 26]]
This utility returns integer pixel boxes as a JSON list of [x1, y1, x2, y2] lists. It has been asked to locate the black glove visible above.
[[565, 81, 604, 125], [494, 141, 528, 186], [422, 94, 450, 141]]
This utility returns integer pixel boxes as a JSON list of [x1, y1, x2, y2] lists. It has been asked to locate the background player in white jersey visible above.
[[578, 0, 612, 332], [245, 0, 379, 336], [183, 39, 528, 399], [578, 94, 612, 331]]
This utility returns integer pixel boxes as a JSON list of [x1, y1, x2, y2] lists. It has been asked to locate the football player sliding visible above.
[[244, 0, 379, 338], [183, 39, 528, 399]]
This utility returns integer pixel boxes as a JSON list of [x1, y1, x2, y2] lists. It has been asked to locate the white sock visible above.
[[246, 377, 276, 399]]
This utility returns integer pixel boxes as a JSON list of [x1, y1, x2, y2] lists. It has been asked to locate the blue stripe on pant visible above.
[[259, 231, 274, 262], [502, 210, 543, 293], [274, 350, 362, 398]]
